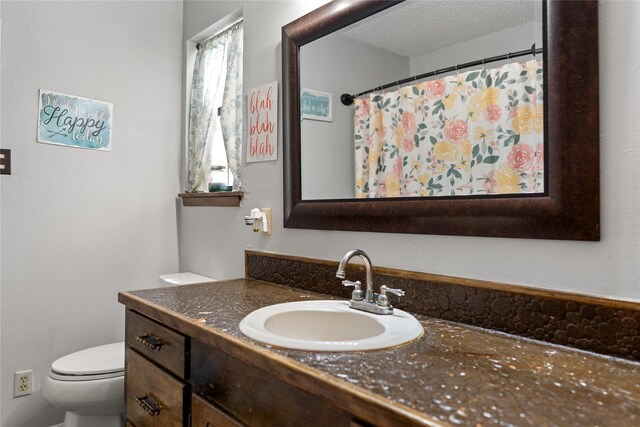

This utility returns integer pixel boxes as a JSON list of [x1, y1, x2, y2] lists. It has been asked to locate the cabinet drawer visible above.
[[126, 309, 187, 377], [126, 348, 186, 427], [192, 394, 243, 427], [192, 340, 353, 426]]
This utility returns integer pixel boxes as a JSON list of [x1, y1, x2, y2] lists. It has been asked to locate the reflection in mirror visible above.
[[300, 0, 544, 200]]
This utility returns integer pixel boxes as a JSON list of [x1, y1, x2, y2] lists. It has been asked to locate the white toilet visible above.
[[158, 272, 215, 287], [43, 273, 214, 427], [43, 342, 125, 427]]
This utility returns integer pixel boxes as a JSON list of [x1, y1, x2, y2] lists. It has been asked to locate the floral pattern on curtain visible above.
[[354, 59, 543, 198], [187, 21, 243, 192], [220, 21, 243, 191], [187, 32, 227, 192]]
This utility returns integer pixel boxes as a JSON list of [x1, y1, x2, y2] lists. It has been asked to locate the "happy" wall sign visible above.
[[37, 90, 113, 151]]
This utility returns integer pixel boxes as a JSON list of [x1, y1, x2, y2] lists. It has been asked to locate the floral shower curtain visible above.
[[354, 59, 543, 198]]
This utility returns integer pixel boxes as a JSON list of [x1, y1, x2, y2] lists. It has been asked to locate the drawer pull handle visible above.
[[135, 395, 161, 416], [135, 333, 163, 350]]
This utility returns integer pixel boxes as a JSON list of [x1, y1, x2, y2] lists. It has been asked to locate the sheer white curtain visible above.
[[220, 22, 243, 191], [187, 21, 243, 192]]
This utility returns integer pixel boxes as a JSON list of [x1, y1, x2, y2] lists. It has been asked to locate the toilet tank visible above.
[[158, 273, 216, 287]]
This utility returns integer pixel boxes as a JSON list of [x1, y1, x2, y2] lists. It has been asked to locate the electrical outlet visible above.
[[13, 370, 32, 397]]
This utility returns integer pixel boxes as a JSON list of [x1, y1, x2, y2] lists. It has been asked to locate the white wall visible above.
[[0, 1, 183, 426], [410, 21, 542, 76], [179, 0, 640, 303], [300, 34, 409, 199]]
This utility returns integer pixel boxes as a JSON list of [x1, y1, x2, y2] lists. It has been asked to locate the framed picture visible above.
[[247, 81, 278, 163], [37, 90, 113, 151], [300, 88, 332, 122]]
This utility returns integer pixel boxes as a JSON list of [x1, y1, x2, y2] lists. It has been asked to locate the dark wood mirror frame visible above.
[[282, 0, 599, 240]]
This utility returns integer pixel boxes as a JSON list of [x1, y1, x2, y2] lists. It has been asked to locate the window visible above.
[[187, 19, 243, 193]]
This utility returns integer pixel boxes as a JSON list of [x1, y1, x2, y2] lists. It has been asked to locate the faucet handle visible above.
[[342, 280, 364, 301], [377, 285, 405, 308], [342, 279, 361, 288], [380, 285, 405, 297]]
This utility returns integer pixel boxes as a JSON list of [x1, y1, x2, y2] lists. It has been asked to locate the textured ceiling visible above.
[[341, 0, 539, 58]]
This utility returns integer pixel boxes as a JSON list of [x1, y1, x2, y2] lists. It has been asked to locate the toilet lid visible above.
[[51, 342, 124, 377]]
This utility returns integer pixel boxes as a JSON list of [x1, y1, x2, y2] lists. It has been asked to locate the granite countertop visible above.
[[119, 279, 640, 427]]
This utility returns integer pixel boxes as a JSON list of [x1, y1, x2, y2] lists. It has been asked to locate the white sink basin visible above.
[[239, 300, 423, 351]]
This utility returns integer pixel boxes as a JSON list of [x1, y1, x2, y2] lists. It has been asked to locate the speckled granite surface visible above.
[[121, 280, 640, 427]]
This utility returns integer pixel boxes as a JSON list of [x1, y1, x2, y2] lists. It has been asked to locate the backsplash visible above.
[[246, 250, 640, 362]]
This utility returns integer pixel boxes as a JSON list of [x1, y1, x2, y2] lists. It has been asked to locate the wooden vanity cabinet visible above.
[[125, 309, 187, 377], [125, 348, 186, 427], [191, 394, 243, 427], [124, 309, 385, 427], [125, 310, 191, 427], [190, 339, 357, 427], [125, 309, 246, 427]]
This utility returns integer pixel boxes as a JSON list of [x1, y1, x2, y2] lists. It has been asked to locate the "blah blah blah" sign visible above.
[[37, 90, 113, 151], [246, 81, 277, 163]]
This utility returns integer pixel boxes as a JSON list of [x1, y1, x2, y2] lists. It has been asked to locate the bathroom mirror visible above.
[[283, 0, 599, 240]]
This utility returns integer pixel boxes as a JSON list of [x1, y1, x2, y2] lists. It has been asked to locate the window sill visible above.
[[178, 191, 243, 207]]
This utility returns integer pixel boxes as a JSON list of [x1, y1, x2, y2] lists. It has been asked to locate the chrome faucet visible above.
[[336, 249, 405, 315], [336, 249, 375, 302]]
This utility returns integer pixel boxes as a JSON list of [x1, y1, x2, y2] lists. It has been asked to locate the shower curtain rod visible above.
[[340, 44, 543, 106]]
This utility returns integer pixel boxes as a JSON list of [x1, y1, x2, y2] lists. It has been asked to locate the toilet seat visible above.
[[50, 369, 124, 382], [50, 342, 124, 382]]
